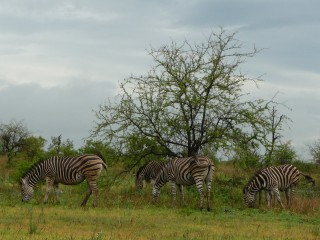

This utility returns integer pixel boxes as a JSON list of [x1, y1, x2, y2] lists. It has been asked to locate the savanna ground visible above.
[[0, 156, 320, 240]]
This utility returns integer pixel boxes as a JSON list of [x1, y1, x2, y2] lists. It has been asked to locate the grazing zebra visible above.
[[152, 156, 214, 211], [135, 160, 184, 203], [243, 164, 315, 208], [20, 154, 107, 207], [135, 160, 167, 190]]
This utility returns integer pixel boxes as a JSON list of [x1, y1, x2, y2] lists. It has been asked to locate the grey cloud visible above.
[[0, 0, 319, 159], [0, 80, 116, 148]]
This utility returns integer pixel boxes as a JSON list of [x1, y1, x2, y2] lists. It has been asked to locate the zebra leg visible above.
[[285, 188, 290, 206], [81, 181, 93, 207], [177, 184, 185, 206], [90, 180, 99, 207], [273, 188, 284, 208], [285, 186, 294, 207], [171, 181, 177, 204], [43, 177, 54, 204], [81, 187, 92, 207], [195, 179, 204, 210], [205, 165, 213, 211], [54, 182, 60, 203], [266, 190, 272, 208], [206, 181, 212, 211]]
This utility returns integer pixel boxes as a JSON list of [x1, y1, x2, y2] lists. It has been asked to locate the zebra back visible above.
[[154, 156, 213, 189]]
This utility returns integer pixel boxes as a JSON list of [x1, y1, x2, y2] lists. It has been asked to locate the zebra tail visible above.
[[102, 161, 108, 169], [301, 173, 315, 186], [95, 151, 108, 169]]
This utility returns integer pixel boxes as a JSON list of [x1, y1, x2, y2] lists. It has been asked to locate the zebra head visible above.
[[243, 187, 256, 208], [20, 178, 34, 202]]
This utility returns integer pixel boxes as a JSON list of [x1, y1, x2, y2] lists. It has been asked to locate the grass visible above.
[[0, 204, 319, 240], [0, 156, 320, 239]]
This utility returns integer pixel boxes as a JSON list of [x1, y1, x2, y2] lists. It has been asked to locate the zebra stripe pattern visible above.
[[152, 156, 214, 211], [20, 154, 107, 207], [243, 164, 315, 208], [135, 160, 184, 203], [135, 160, 167, 190]]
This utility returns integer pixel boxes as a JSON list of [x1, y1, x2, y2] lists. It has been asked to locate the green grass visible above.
[[0, 204, 319, 240], [1, 156, 320, 239]]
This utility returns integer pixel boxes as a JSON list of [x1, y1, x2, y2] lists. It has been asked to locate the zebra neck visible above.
[[24, 163, 45, 186]]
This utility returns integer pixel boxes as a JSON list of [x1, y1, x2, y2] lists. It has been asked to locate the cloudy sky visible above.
[[0, 0, 319, 160]]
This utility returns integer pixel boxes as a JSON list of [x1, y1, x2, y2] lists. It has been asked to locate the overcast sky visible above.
[[0, 0, 319, 160]]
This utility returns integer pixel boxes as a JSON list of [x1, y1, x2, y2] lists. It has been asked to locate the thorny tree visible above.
[[93, 29, 286, 160]]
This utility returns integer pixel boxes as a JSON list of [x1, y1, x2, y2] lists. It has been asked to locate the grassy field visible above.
[[0, 156, 320, 239], [0, 204, 320, 240]]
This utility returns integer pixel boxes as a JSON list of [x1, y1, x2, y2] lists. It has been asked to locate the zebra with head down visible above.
[[243, 164, 315, 208], [135, 160, 167, 190], [135, 160, 185, 204], [152, 156, 214, 211], [20, 154, 107, 207]]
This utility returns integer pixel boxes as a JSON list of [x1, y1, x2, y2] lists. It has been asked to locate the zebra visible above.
[[135, 160, 167, 190], [135, 160, 184, 203], [243, 164, 315, 208], [152, 156, 214, 211], [20, 154, 107, 207]]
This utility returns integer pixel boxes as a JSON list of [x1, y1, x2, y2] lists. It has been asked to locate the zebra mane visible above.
[[243, 168, 263, 192], [21, 158, 49, 179]]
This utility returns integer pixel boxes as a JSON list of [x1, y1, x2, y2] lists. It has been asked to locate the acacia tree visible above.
[[93, 29, 281, 160]]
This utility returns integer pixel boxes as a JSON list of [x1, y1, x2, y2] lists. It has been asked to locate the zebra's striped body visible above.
[[135, 160, 167, 190], [135, 160, 184, 203], [20, 154, 107, 207], [152, 156, 214, 211], [243, 164, 315, 208]]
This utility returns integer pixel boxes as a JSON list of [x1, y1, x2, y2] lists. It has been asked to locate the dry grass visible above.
[[289, 196, 320, 214], [0, 205, 319, 240]]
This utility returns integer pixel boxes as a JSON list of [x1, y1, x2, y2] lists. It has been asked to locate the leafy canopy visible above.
[[93, 29, 280, 160]]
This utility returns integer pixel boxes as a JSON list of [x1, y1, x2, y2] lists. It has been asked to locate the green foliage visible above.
[[267, 141, 297, 166], [231, 142, 261, 169], [93, 29, 285, 166], [47, 135, 78, 157], [79, 139, 118, 165], [18, 136, 47, 162], [9, 156, 39, 183]]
